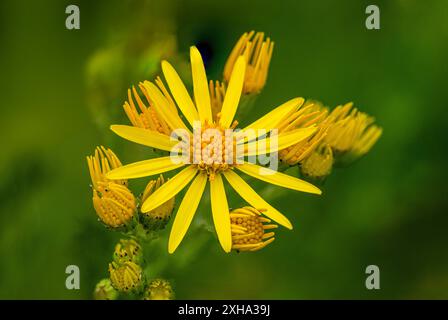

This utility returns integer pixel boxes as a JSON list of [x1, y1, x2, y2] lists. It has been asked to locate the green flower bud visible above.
[[109, 261, 143, 293], [93, 278, 118, 300], [143, 279, 174, 300], [113, 239, 142, 264]]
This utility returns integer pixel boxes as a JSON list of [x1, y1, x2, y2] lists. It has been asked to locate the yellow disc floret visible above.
[[192, 118, 239, 181]]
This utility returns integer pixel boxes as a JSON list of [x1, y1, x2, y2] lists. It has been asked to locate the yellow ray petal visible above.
[[168, 173, 207, 253], [190, 46, 212, 123], [142, 81, 190, 132], [219, 55, 246, 128], [236, 163, 321, 195], [110, 125, 176, 151], [244, 126, 317, 156], [210, 174, 232, 253], [236, 97, 304, 140], [223, 170, 292, 229], [161, 60, 199, 126], [141, 166, 197, 213], [106, 156, 185, 180]]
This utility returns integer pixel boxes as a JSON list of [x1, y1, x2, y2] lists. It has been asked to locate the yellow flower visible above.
[[224, 31, 274, 94], [325, 102, 382, 156], [123, 76, 178, 135], [106, 46, 321, 253], [143, 279, 174, 300], [140, 175, 175, 230], [87, 146, 136, 228], [351, 125, 383, 158], [109, 261, 143, 293], [230, 207, 277, 252], [278, 100, 330, 165], [301, 144, 333, 179]]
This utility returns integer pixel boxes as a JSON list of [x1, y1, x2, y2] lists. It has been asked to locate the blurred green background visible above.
[[1, 0, 447, 299]]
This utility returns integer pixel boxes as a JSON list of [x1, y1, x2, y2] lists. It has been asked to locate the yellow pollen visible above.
[[192, 120, 237, 180]]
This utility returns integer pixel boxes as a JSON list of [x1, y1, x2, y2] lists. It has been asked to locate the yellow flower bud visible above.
[[123, 77, 178, 135], [230, 207, 277, 252], [224, 31, 274, 94], [87, 146, 136, 229], [140, 175, 175, 231], [113, 239, 142, 264], [300, 144, 333, 179], [324, 102, 382, 158], [109, 261, 143, 293], [93, 278, 118, 300], [278, 100, 330, 166], [143, 279, 174, 300]]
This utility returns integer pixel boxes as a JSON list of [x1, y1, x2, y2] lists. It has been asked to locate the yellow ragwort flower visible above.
[[230, 207, 277, 252], [106, 46, 321, 253], [324, 102, 382, 156], [224, 31, 274, 94], [109, 261, 143, 293], [140, 174, 175, 230], [123, 76, 178, 135], [143, 279, 174, 300], [87, 146, 136, 228], [278, 100, 330, 165]]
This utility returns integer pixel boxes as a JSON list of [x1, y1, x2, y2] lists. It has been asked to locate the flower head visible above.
[[106, 46, 321, 253], [325, 102, 382, 156], [87, 146, 136, 228], [123, 77, 178, 135], [140, 174, 175, 230], [113, 239, 142, 264], [109, 261, 143, 293], [143, 279, 174, 300], [230, 207, 277, 252], [301, 144, 333, 179], [278, 100, 329, 165], [224, 31, 274, 94], [93, 278, 119, 300]]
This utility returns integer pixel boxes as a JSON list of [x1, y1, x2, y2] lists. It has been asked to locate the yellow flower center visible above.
[[190, 118, 239, 180]]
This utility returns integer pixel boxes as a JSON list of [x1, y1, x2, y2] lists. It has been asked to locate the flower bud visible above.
[[113, 239, 142, 264], [300, 144, 333, 180], [224, 31, 273, 94], [143, 279, 174, 300], [108, 261, 143, 293], [87, 146, 136, 229], [93, 278, 118, 300], [230, 207, 277, 252], [324, 103, 382, 160], [140, 175, 175, 231], [278, 100, 329, 166]]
